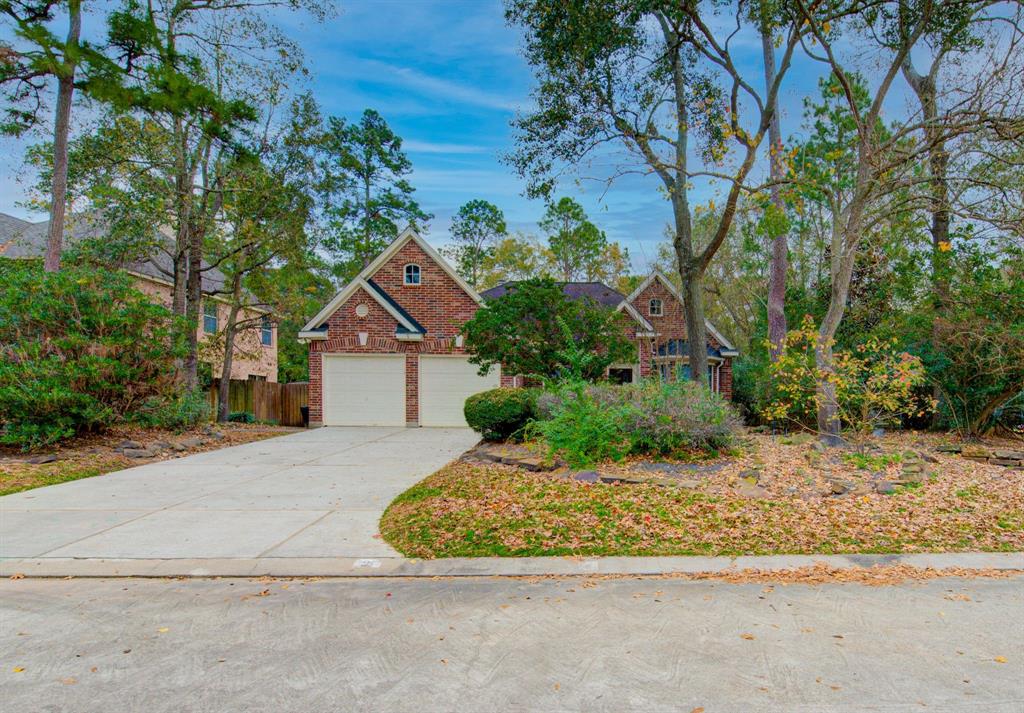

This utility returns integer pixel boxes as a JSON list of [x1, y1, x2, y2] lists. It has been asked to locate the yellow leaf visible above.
[[938, 241, 951, 252], [157, 627, 169, 633], [740, 633, 755, 640], [823, 21, 831, 33], [13, 667, 24, 673], [994, 656, 1007, 663]]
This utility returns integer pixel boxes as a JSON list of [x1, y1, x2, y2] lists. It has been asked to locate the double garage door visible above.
[[321, 354, 500, 427]]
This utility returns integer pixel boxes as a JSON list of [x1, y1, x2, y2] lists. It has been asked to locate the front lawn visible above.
[[380, 433, 1024, 558], [0, 423, 296, 496]]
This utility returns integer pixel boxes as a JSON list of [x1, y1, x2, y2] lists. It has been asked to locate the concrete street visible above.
[[0, 427, 478, 560], [2, 575, 1022, 712]]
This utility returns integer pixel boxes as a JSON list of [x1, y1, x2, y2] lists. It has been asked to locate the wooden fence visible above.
[[207, 380, 308, 426]]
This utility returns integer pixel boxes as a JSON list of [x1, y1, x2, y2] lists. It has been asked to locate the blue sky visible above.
[[1, 0, 894, 271]]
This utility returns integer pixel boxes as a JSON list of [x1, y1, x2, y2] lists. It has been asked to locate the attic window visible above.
[[404, 264, 421, 285], [649, 298, 663, 316]]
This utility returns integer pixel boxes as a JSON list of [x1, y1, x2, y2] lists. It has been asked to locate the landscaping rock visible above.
[[115, 440, 144, 451], [673, 479, 702, 490], [123, 448, 158, 459], [920, 452, 940, 464], [736, 482, 770, 499], [961, 445, 991, 459], [992, 458, 1023, 467], [935, 444, 962, 453], [874, 480, 896, 494], [179, 437, 205, 449], [900, 465, 925, 482], [827, 478, 854, 495], [513, 456, 551, 472], [571, 470, 601, 483], [599, 474, 646, 485], [636, 462, 679, 474], [738, 469, 760, 485], [26, 454, 58, 465], [171, 443, 188, 452], [151, 440, 172, 450]]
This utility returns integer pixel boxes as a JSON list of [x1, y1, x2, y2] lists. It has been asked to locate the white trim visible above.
[[403, 263, 421, 285], [607, 363, 639, 383], [395, 332, 424, 342], [648, 297, 663, 316], [302, 278, 421, 335], [301, 228, 483, 333], [622, 270, 738, 353], [616, 300, 655, 332], [298, 330, 327, 341]]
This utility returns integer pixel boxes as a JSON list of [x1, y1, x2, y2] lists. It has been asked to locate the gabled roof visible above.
[[299, 227, 481, 340], [624, 270, 739, 355], [481, 281, 626, 308], [480, 279, 657, 335]]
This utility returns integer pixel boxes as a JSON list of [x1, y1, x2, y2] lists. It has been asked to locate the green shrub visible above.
[[228, 411, 255, 423], [464, 387, 536, 441], [0, 263, 185, 449], [139, 390, 212, 430], [533, 379, 741, 467]]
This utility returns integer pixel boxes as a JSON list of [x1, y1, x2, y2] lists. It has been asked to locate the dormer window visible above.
[[649, 298, 663, 316], [404, 264, 421, 285]]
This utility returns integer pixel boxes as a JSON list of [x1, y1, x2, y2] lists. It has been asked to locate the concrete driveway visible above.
[[0, 427, 478, 561]]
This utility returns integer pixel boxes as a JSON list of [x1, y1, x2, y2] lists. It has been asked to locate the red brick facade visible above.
[[307, 238, 513, 426], [306, 236, 734, 426], [625, 276, 734, 400]]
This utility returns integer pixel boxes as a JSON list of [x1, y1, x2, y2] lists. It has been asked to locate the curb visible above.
[[2, 552, 1022, 579]]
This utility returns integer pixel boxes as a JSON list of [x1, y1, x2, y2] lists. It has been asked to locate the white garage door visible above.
[[322, 354, 405, 426], [419, 356, 501, 427]]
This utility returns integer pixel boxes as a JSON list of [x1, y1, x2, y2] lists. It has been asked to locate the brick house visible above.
[[300, 228, 737, 428], [0, 212, 277, 382], [480, 271, 738, 398]]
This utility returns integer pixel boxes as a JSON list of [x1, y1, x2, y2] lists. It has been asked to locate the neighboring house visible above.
[[0, 212, 277, 382], [480, 272, 738, 397], [300, 228, 738, 429]]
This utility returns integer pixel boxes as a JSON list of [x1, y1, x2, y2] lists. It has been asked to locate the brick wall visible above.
[[627, 277, 732, 398], [307, 240, 482, 426]]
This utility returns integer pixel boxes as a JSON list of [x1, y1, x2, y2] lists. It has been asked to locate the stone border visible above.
[[3, 552, 1021, 579]]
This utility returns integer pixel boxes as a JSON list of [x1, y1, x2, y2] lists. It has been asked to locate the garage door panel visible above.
[[420, 357, 500, 427], [323, 355, 405, 426]]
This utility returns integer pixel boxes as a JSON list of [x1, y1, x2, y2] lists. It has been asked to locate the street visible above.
[[2, 575, 1022, 712]]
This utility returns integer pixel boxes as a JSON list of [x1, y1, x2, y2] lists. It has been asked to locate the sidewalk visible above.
[[3, 551, 1021, 578]]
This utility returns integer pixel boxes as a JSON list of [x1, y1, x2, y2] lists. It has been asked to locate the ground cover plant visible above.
[[531, 379, 741, 467], [380, 432, 1024, 558]]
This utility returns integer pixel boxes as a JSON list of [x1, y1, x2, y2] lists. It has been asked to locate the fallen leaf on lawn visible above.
[[830, 685, 841, 691], [691, 708, 705, 713], [9, 573, 24, 580], [440, 659, 448, 665], [553, 683, 560, 691], [90, 667, 97, 673], [13, 667, 24, 673], [740, 633, 755, 640], [256, 589, 270, 597], [62, 677, 77, 685], [994, 656, 1007, 663], [157, 627, 169, 633]]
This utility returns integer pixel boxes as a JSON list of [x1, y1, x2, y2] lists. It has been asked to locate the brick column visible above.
[[308, 348, 323, 426], [405, 353, 419, 426], [720, 358, 733, 401]]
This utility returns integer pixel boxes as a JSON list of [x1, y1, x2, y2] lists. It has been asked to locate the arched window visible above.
[[648, 298, 663, 316], [404, 264, 421, 285]]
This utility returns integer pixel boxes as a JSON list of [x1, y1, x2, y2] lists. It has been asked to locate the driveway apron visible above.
[[0, 427, 478, 560]]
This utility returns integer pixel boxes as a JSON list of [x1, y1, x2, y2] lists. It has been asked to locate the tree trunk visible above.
[[761, 29, 788, 360], [681, 261, 709, 388], [43, 0, 82, 273], [182, 218, 203, 390], [902, 60, 949, 427], [218, 308, 241, 422]]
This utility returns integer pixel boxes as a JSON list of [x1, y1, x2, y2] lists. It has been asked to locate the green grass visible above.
[[0, 459, 123, 496]]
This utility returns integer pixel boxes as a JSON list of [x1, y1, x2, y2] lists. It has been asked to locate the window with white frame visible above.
[[649, 298, 663, 316], [203, 301, 218, 334], [404, 264, 421, 285]]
